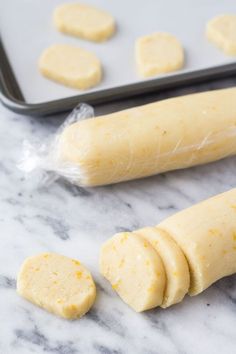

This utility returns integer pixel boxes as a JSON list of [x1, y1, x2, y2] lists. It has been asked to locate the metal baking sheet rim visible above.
[[1, 38, 236, 117]]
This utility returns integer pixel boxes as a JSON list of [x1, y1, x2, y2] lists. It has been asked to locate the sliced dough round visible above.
[[206, 14, 236, 56], [39, 44, 102, 89], [17, 253, 96, 319], [135, 227, 190, 308], [135, 32, 184, 77], [99, 232, 166, 312], [53, 3, 115, 42]]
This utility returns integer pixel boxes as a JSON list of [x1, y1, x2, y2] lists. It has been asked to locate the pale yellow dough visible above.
[[58, 87, 236, 186], [99, 232, 166, 312], [39, 44, 102, 89], [135, 32, 184, 77], [53, 3, 115, 42], [17, 253, 96, 319], [206, 15, 236, 55], [135, 227, 189, 308], [100, 188, 236, 312], [158, 188, 236, 295]]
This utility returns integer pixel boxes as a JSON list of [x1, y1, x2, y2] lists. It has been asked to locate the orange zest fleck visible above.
[[76, 271, 83, 279], [72, 260, 81, 266]]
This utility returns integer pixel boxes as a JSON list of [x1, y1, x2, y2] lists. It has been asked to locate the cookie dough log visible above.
[[136, 32, 184, 77], [53, 3, 115, 42], [100, 189, 236, 311], [158, 188, 236, 296], [17, 253, 96, 319], [99, 232, 166, 312], [206, 15, 236, 56], [58, 87, 236, 186], [39, 44, 102, 89], [135, 227, 190, 308]]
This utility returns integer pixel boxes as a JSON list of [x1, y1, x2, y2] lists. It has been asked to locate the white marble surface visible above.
[[1, 80, 236, 354]]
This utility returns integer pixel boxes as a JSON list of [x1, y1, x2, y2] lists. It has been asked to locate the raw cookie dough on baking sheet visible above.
[[53, 3, 115, 41], [206, 15, 236, 56], [0, 0, 235, 103], [39, 44, 102, 89]]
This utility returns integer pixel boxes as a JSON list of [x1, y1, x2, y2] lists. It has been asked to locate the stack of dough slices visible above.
[[100, 188, 236, 311]]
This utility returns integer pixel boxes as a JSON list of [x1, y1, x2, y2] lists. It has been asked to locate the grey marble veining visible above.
[[1, 79, 236, 354]]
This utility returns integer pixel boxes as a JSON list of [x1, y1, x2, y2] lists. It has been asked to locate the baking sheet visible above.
[[0, 0, 236, 104]]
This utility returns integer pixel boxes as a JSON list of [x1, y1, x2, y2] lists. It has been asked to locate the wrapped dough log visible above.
[[58, 87, 236, 186], [100, 188, 236, 311], [19, 88, 236, 187]]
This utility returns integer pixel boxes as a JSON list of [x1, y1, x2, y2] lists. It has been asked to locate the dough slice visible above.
[[206, 14, 236, 55], [39, 44, 102, 89], [158, 188, 236, 295], [17, 253, 96, 319], [99, 232, 166, 312], [53, 3, 115, 42], [135, 32, 184, 77], [135, 227, 190, 308]]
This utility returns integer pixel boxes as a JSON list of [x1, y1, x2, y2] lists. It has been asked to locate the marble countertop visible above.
[[1, 79, 236, 354]]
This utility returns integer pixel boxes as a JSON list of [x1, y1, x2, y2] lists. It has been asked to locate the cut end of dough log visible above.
[[53, 3, 116, 42], [135, 32, 184, 77], [39, 44, 102, 90], [17, 253, 96, 319], [99, 232, 166, 312], [206, 14, 236, 56]]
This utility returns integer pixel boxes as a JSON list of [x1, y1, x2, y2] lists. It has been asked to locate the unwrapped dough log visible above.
[[100, 188, 236, 311], [58, 87, 236, 186], [158, 188, 236, 296]]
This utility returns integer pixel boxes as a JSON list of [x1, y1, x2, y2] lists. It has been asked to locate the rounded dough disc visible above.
[[99, 232, 166, 312], [136, 227, 190, 308], [39, 44, 102, 90], [206, 14, 236, 56], [135, 32, 184, 77], [17, 253, 96, 319], [53, 3, 115, 42]]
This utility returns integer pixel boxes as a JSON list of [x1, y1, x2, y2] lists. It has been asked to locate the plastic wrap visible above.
[[18, 87, 236, 187], [18, 103, 94, 186]]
